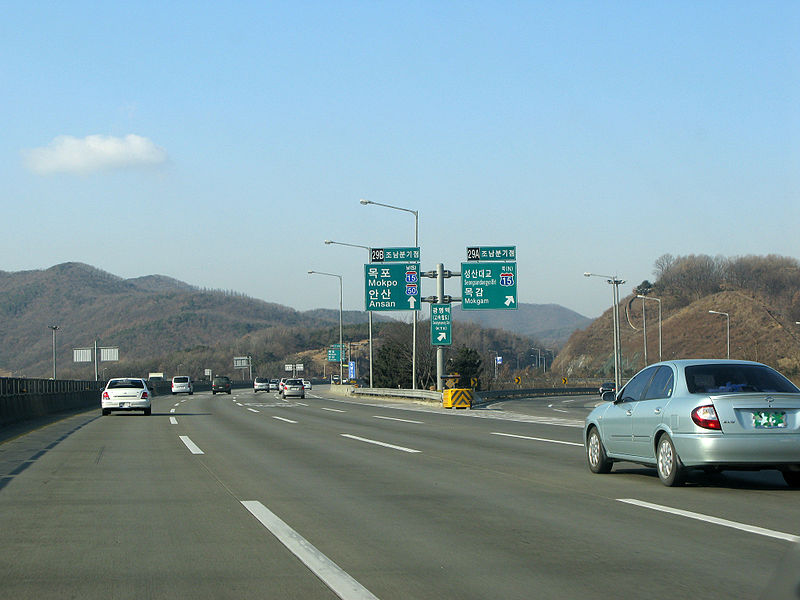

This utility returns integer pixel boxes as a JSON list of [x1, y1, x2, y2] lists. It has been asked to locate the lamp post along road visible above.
[[309, 271, 344, 384], [637, 295, 662, 363], [709, 310, 730, 359], [360, 198, 419, 389], [49, 325, 60, 380], [325, 239, 373, 388], [584, 272, 625, 392]]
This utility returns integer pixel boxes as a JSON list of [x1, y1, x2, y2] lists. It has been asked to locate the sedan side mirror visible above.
[[601, 390, 616, 402]]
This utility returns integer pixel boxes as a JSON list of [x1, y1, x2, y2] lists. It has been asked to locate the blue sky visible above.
[[2, 1, 798, 318]]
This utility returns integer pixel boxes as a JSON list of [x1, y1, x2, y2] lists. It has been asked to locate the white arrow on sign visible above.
[[437, 332, 447, 341], [408, 297, 416, 309], [504, 296, 515, 306]]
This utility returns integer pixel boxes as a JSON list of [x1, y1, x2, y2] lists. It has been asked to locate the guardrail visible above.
[[1, 377, 106, 428], [348, 385, 597, 408], [351, 388, 443, 402], [0, 377, 103, 396], [478, 387, 597, 400]]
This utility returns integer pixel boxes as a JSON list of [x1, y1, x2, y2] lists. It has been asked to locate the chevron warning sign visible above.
[[443, 388, 473, 409]]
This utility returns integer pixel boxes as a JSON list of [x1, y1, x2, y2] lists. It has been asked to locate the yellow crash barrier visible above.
[[443, 388, 473, 409]]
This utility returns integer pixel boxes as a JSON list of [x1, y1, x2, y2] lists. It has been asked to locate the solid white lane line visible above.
[[169, 417, 178, 425], [490, 432, 583, 447], [242, 501, 379, 600], [247, 408, 260, 413], [341, 434, 421, 453], [273, 416, 298, 424], [373, 416, 424, 424], [179, 436, 204, 455], [321, 407, 345, 413], [618, 498, 800, 543]]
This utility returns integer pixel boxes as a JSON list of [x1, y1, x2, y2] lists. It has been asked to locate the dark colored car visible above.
[[598, 382, 615, 395], [212, 376, 232, 395]]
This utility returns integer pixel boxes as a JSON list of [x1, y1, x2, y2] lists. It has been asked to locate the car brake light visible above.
[[691, 405, 721, 430], [142, 391, 149, 399], [102, 391, 109, 400]]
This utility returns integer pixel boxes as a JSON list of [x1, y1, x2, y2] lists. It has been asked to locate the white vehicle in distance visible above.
[[281, 378, 306, 399], [253, 377, 270, 393], [303, 379, 312, 391], [279, 378, 288, 393], [171, 376, 193, 395], [102, 378, 151, 416]]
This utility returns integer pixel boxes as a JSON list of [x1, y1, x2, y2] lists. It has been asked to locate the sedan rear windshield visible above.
[[286, 379, 303, 385], [108, 379, 145, 389], [173, 377, 189, 383], [685, 364, 800, 394]]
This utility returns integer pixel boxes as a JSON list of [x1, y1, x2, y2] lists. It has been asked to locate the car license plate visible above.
[[752, 411, 787, 428]]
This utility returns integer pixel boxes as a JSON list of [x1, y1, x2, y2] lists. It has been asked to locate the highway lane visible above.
[[2, 387, 799, 599]]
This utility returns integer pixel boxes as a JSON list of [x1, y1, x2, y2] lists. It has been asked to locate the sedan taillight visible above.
[[102, 391, 109, 400], [691, 405, 721, 430], [141, 391, 149, 399]]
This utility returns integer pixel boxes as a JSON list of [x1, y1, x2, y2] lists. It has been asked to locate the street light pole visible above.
[[584, 272, 625, 392], [708, 310, 730, 359], [309, 271, 344, 384], [48, 325, 60, 379], [637, 295, 662, 362], [360, 198, 419, 390], [324, 239, 374, 388]]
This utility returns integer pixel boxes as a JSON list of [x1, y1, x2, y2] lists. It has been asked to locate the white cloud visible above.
[[24, 134, 168, 175]]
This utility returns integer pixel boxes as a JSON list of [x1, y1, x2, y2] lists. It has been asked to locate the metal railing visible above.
[[0, 377, 104, 396]]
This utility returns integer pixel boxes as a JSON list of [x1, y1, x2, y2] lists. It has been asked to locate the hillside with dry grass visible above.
[[553, 254, 800, 380]]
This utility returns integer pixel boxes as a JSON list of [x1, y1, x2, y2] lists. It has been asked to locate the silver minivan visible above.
[[171, 376, 193, 395]]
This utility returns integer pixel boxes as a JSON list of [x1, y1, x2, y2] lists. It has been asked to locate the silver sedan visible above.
[[584, 359, 800, 487]]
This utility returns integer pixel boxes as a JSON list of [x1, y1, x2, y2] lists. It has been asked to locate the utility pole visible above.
[[49, 325, 60, 379]]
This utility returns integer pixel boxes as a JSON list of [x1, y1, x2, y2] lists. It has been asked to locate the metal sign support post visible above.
[[422, 264, 461, 392], [436, 264, 446, 390]]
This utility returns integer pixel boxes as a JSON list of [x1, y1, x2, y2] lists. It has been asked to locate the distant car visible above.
[[598, 382, 615, 395], [171, 376, 193, 395], [102, 378, 151, 416], [279, 378, 288, 393], [585, 359, 800, 487], [212, 376, 232, 395], [269, 379, 279, 391], [303, 379, 312, 391], [253, 377, 270, 393], [281, 378, 305, 399]]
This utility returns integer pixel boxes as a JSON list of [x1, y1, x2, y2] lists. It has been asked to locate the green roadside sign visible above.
[[327, 347, 347, 362], [364, 263, 421, 312], [430, 303, 452, 346], [460, 261, 517, 310]]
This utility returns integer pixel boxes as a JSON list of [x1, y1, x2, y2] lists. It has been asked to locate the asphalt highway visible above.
[[2, 386, 799, 599]]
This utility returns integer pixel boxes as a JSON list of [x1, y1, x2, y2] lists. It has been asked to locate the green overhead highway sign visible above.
[[364, 262, 421, 312], [460, 261, 517, 310], [327, 347, 348, 362], [430, 303, 452, 346]]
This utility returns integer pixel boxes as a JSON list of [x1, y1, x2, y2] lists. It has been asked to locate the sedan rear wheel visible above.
[[656, 434, 686, 487], [586, 427, 612, 474]]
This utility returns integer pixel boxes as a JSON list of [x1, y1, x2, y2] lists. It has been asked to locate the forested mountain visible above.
[[0, 263, 582, 380], [554, 254, 800, 381]]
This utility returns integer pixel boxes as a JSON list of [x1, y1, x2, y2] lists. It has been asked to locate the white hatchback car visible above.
[[171, 376, 193, 395], [102, 378, 151, 416]]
